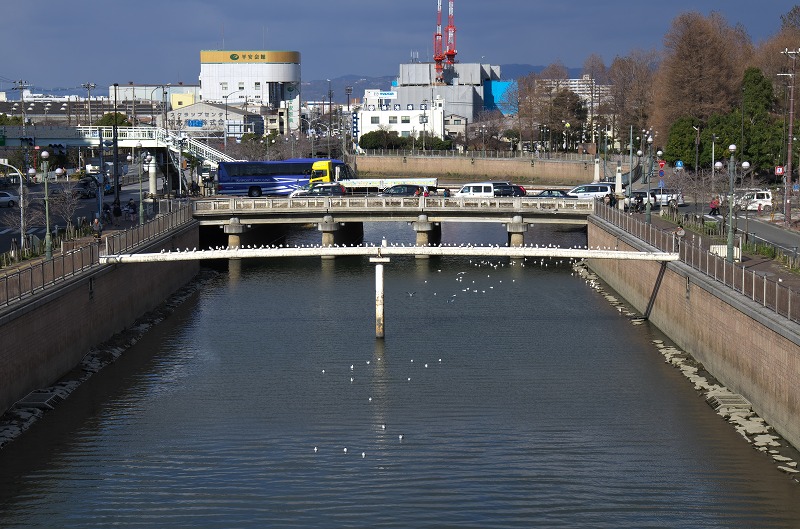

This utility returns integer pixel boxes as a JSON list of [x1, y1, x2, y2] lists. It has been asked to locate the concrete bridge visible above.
[[191, 195, 596, 249]]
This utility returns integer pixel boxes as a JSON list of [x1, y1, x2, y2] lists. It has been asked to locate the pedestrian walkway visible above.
[[638, 208, 800, 292]]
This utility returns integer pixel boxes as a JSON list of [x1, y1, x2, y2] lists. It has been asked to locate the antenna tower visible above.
[[432, 0, 456, 84]]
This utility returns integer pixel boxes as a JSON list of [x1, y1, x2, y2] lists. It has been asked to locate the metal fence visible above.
[[360, 149, 629, 164], [0, 201, 192, 308], [596, 204, 800, 324]]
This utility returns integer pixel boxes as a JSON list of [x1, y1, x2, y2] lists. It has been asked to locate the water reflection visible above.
[[0, 222, 798, 528]]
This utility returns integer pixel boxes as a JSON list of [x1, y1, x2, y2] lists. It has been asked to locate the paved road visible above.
[[0, 181, 146, 252]]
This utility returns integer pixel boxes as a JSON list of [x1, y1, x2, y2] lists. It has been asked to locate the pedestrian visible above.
[[443, 188, 451, 198], [709, 196, 720, 216], [112, 199, 122, 226], [126, 198, 137, 221], [92, 217, 102, 239]]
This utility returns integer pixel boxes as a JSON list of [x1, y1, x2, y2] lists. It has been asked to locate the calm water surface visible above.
[[0, 223, 798, 528]]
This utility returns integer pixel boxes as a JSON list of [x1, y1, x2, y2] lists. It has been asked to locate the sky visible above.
[[0, 0, 791, 98]]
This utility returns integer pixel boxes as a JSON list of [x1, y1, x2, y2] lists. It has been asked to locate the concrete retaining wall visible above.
[[587, 217, 800, 450], [355, 155, 619, 186], [0, 224, 200, 414]]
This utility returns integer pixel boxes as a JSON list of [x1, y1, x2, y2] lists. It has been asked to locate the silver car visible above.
[[0, 191, 18, 207]]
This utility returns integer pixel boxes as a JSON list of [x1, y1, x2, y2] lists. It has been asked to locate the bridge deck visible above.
[[191, 196, 595, 225]]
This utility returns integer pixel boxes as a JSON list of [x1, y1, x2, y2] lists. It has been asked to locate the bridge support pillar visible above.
[[224, 217, 246, 252], [370, 239, 390, 339], [318, 215, 340, 260], [505, 215, 528, 247], [411, 215, 440, 259]]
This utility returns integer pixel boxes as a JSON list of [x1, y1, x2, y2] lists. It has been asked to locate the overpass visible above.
[[1, 125, 237, 169]]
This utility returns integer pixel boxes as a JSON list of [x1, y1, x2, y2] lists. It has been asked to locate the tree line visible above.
[[496, 6, 800, 181]]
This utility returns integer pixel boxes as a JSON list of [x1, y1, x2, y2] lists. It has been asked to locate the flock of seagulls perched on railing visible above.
[[154, 242, 621, 253]]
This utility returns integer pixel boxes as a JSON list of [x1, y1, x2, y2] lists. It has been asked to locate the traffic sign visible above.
[[658, 170, 665, 178], [776, 166, 785, 176], [658, 160, 665, 169], [675, 160, 684, 168], [659, 179, 665, 188]]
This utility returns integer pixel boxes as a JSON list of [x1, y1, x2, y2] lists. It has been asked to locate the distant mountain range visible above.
[[305, 64, 583, 103], [20, 64, 581, 104]]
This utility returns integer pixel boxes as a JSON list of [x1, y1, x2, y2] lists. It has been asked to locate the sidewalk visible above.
[[640, 209, 800, 292]]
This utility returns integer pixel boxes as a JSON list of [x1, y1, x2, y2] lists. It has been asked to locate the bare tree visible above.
[[608, 49, 658, 148], [49, 180, 84, 235], [781, 5, 800, 30], [651, 11, 752, 135]]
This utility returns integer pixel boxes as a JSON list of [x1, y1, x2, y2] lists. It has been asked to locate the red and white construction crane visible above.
[[433, 0, 457, 84]]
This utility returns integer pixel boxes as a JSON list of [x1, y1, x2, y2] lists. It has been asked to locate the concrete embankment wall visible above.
[[0, 223, 200, 414], [355, 155, 624, 186], [587, 217, 800, 451]]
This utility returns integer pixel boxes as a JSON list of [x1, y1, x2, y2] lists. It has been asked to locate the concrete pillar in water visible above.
[[318, 215, 340, 260], [411, 214, 436, 259], [224, 217, 245, 250], [506, 215, 528, 247], [370, 239, 390, 339]]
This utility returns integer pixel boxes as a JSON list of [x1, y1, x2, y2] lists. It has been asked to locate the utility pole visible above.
[[81, 82, 96, 125], [113, 83, 121, 203], [781, 48, 799, 227]]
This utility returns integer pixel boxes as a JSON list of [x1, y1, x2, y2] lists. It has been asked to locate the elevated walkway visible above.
[[0, 125, 238, 169]]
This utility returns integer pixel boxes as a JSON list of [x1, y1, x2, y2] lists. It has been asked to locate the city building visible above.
[[198, 50, 301, 133], [355, 61, 506, 142]]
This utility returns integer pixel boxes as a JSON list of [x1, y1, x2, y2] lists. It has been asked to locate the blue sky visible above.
[[0, 0, 789, 95]]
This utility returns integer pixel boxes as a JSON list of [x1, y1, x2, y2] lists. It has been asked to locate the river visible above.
[[0, 222, 798, 528]]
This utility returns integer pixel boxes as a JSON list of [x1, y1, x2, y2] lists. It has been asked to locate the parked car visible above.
[[292, 183, 347, 197], [378, 184, 425, 196], [567, 183, 616, 199], [493, 183, 527, 197], [652, 188, 685, 207], [534, 189, 575, 199], [0, 191, 18, 207]]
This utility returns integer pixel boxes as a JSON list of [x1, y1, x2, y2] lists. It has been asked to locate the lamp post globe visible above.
[[40, 150, 53, 259]]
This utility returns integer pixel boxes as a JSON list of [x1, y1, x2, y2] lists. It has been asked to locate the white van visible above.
[[567, 183, 615, 199], [737, 190, 773, 212], [455, 182, 508, 198]]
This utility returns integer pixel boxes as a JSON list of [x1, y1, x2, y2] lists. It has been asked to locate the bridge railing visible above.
[[595, 203, 800, 324], [192, 195, 596, 214], [0, 201, 192, 308], [67, 127, 237, 167]]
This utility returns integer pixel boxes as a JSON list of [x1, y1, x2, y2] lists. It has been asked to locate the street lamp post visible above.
[[0, 160, 28, 253], [645, 135, 654, 224], [40, 150, 52, 259], [726, 144, 737, 262], [222, 89, 242, 150], [421, 99, 428, 152], [128, 141, 146, 225], [480, 125, 487, 157]]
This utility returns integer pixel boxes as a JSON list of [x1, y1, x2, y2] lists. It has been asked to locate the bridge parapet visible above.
[[192, 196, 595, 225]]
